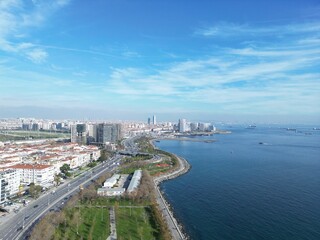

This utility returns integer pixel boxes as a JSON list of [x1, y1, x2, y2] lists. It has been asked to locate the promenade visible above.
[[153, 154, 190, 240]]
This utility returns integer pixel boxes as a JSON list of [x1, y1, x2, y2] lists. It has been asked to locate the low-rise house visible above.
[[97, 187, 125, 197], [103, 174, 120, 188], [127, 170, 142, 193]]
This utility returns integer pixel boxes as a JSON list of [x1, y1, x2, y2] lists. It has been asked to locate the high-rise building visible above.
[[87, 124, 98, 144], [71, 124, 88, 144], [153, 115, 156, 125], [190, 122, 198, 131], [97, 123, 122, 144], [179, 119, 187, 132], [32, 123, 39, 131], [148, 117, 151, 125]]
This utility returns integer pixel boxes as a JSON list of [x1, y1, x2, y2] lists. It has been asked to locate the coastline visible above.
[[158, 137, 216, 143], [152, 139, 191, 240]]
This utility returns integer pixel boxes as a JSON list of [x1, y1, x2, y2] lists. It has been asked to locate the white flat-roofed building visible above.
[[97, 187, 125, 197], [0, 169, 20, 197], [127, 170, 142, 193], [103, 174, 120, 188], [0, 175, 7, 204], [10, 164, 54, 186]]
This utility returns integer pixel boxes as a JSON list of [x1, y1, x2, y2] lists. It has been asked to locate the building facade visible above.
[[97, 123, 122, 144], [10, 164, 55, 187], [71, 124, 88, 144], [179, 119, 187, 132]]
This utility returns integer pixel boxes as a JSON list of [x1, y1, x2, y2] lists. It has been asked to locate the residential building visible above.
[[0, 169, 20, 197], [10, 164, 55, 187], [0, 174, 8, 204]]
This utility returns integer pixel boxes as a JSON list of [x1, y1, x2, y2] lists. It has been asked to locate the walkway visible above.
[[153, 154, 190, 240], [107, 206, 117, 240]]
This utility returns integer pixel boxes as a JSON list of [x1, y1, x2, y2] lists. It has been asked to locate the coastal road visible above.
[[0, 156, 122, 240]]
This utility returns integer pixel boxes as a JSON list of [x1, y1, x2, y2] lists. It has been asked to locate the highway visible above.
[[0, 156, 122, 240]]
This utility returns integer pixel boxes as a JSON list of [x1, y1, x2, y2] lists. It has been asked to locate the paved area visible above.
[[107, 206, 117, 240]]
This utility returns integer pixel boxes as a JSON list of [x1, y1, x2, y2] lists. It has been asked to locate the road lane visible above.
[[0, 156, 122, 240]]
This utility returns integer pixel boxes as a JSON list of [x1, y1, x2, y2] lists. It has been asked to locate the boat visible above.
[[246, 125, 256, 129]]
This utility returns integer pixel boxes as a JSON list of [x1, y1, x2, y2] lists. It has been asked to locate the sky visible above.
[[0, 0, 320, 123]]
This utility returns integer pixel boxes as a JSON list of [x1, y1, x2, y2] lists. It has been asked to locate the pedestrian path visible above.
[[107, 206, 117, 240]]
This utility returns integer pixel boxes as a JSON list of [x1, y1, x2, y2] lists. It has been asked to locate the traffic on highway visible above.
[[0, 155, 122, 240]]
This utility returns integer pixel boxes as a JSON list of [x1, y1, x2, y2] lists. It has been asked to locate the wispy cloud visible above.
[[25, 48, 48, 63], [104, 21, 320, 115], [0, 0, 71, 63], [195, 21, 320, 38]]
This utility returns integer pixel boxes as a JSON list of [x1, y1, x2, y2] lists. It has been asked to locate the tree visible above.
[[30, 214, 55, 240], [87, 162, 97, 168], [54, 174, 61, 186], [60, 164, 71, 177], [29, 183, 42, 199]]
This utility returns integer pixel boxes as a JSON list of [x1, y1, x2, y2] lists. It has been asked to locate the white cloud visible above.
[[104, 21, 320, 116], [195, 22, 320, 38], [26, 48, 48, 63], [0, 0, 71, 63]]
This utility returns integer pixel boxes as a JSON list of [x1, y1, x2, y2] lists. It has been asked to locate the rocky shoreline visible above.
[[152, 140, 191, 240]]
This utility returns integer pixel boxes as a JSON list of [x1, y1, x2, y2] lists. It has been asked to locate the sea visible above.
[[155, 124, 320, 240]]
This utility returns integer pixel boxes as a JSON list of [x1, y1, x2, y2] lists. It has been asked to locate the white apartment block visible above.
[[10, 164, 55, 187], [1, 169, 20, 196], [0, 169, 20, 204]]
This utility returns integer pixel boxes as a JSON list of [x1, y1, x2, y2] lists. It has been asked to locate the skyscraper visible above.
[[179, 119, 187, 132], [71, 124, 87, 144], [153, 115, 156, 125], [148, 117, 151, 125], [97, 123, 122, 144]]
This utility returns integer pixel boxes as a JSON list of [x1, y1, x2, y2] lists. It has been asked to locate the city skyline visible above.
[[0, 0, 320, 123]]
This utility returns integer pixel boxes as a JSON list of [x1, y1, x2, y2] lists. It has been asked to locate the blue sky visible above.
[[0, 0, 320, 123]]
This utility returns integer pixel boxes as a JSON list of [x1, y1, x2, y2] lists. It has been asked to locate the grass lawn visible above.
[[54, 206, 109, 240], [117, 207, 160, 240], [0, 130, 69, 141]]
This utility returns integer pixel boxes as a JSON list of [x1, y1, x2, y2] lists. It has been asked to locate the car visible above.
[[49, 209, 55, 212], [33, 205, 38, 208]]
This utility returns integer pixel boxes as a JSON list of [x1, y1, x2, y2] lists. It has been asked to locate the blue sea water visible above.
[[155, 125, 320, 240]]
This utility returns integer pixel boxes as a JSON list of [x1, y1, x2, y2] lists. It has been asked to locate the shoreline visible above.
[[158, 137, 216, 143], [152, 139, 191, 240]]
